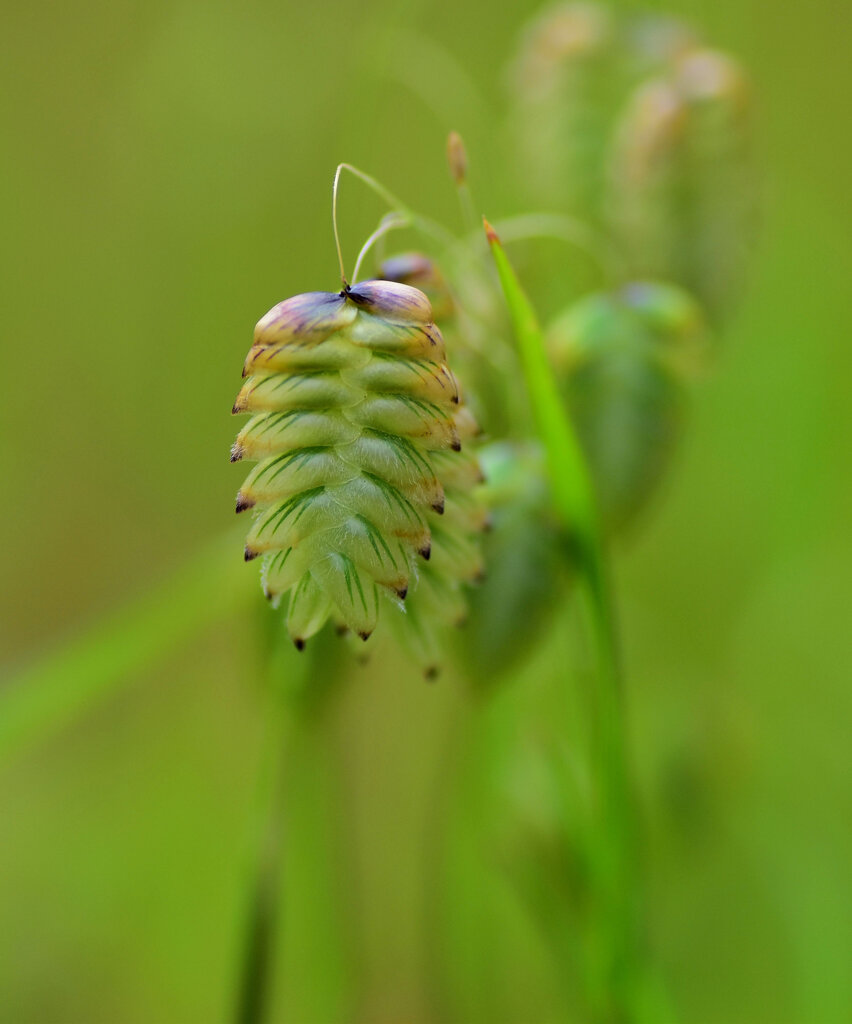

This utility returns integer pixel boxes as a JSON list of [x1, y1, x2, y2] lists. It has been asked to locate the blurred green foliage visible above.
[[1, 0, 851, 1022]]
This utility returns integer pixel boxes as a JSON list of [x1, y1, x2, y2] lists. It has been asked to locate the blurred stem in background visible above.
[[235, 614, 350, 1024]]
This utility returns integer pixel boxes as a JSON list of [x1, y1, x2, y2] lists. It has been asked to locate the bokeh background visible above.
[[1, 0, 850, 1021]]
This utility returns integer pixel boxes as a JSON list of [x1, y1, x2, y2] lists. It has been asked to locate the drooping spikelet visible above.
[[507, 2, 617, 217], [389, 399, 489, 673], [231, 279, 474, 648], [546, 281, 707, 533], [376, 254, 489, 673], [606, 48, 754, 323], [507, 4, 699, 226]]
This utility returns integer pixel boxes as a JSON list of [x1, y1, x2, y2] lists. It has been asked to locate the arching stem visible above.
[[332, 162, 457, 283], [352, 212, 410, 284]]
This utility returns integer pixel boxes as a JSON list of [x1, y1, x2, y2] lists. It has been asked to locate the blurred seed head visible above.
[[507, 4, 756, 325], [547, 283, 708, 533], [378, 251, 455, 323], [607, 44, 755, 323]]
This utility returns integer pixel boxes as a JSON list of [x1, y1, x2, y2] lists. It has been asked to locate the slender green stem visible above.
[[333, 162, 457, 257], [455, 181, 478, 237], [235, 624, 293, 1024], [235, 708, 287, 1024], [485, 221, 638, 1021], [234, 628, 345, 1024]]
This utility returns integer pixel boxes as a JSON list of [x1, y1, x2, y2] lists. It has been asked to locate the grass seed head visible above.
[[233, 278, 482, 649]]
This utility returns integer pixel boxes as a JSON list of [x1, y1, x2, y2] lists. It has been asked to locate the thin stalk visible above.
[[456, 181, 478, 236], [485, 220, 638, 1021], [235, 704, 289, 1024], [234, 627, 347, 1024], [333, 162, 457, 257], [352, 212, 410, 283]]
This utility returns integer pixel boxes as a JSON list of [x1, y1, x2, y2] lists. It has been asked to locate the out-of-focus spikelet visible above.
[[232, 280, 484, 649], [547, 281, 707, 532], [607, 47, 755, 323], [508, 2, 617, 217], [461, 443, 567, 683], [376, 254, 489, 674], [378, 252, 455, 323], [507, 5, 699, 222]]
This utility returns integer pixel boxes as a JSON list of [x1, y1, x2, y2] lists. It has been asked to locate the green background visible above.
[[1, 0, 850, 1021]]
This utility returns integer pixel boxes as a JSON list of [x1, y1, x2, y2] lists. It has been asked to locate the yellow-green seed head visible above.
[[232, 279, 480, 649]]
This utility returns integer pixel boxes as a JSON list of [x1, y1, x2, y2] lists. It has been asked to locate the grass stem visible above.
[[485, 220, 639, 1022], [234, 626, 346, 1024]]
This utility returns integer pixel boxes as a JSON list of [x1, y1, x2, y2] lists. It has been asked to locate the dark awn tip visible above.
[[235, 493, 255, 514], [293, 637, 306, 651], [418, 542, 432, 561], [231, 401, 244, 415], [395, 586, 408, 600], [358, 630, 372, 642], [431, 498, 445, 515], [244, 546, 258, 562], [424, 665, 440, 682], [230, 444, 243, 463], [450, 439, 462, 452]]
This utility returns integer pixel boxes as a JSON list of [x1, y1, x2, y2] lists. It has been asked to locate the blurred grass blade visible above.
[[0, 527, 256, 766]]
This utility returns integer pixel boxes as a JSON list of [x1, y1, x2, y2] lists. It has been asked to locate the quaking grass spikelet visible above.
[[547, 280, 707, 532], [377, 253, 489, 673], [231, 278, 482, 650], [607, 47, 754, 322]]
